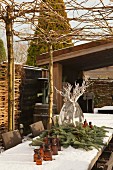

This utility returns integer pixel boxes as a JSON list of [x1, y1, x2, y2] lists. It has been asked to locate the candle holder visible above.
[[33, 149, 38, 162], [51, 138, 58, 155], [43, 144, 52, 161]]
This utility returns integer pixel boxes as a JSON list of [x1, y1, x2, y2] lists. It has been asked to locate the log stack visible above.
[[0, 61, 22, 138]]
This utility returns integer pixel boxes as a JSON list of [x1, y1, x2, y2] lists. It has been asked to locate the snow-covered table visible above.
[[0, 113, 113, 170], [84, 113, 113, 133], [97, 106, 113, 114]]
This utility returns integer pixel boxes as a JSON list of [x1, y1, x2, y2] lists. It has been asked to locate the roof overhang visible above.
[[36, 40, 113, 71]]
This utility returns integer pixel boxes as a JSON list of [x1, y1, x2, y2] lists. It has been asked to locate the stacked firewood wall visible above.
[[14, 64, 23, 129], [0, 62, 8, 135], [87, 79, 113, 108], [0, 62, 22, 137]]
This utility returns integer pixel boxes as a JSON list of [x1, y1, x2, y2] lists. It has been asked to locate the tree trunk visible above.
[[6, 6, 15, 131], [48, 43, 53, 129]]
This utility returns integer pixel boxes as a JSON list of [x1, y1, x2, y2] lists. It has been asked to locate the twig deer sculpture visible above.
[[55, 80, 89, 125]]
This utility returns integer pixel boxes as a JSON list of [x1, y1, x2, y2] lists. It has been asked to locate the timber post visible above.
[[48, 43, 53, 129], [6, 5, 15, 131]]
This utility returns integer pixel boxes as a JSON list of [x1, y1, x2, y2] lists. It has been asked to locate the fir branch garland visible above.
[[29, 122, 109, 151]]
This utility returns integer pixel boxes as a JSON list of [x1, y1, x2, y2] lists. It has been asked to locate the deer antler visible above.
[[55, 80, 90, 103], [55, 82, 73, 102]]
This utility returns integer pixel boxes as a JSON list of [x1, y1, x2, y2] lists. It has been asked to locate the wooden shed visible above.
[[36, 40, 113, 113]]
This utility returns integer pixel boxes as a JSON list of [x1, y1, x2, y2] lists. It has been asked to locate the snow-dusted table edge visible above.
[[94, 107, 113, 114], [97, 106, 113, 110], [82, 113, 113, 169], [0, 113, 113, 170], [88, 132, 112, 170]]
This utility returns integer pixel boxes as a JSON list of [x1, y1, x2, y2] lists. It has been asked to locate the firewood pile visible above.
[[0, 61, 23, 139]]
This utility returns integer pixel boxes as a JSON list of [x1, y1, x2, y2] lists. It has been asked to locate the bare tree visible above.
[[0, 0, 113, 130], [0, 0, 43, 130], [14, 42, 28, 63]]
